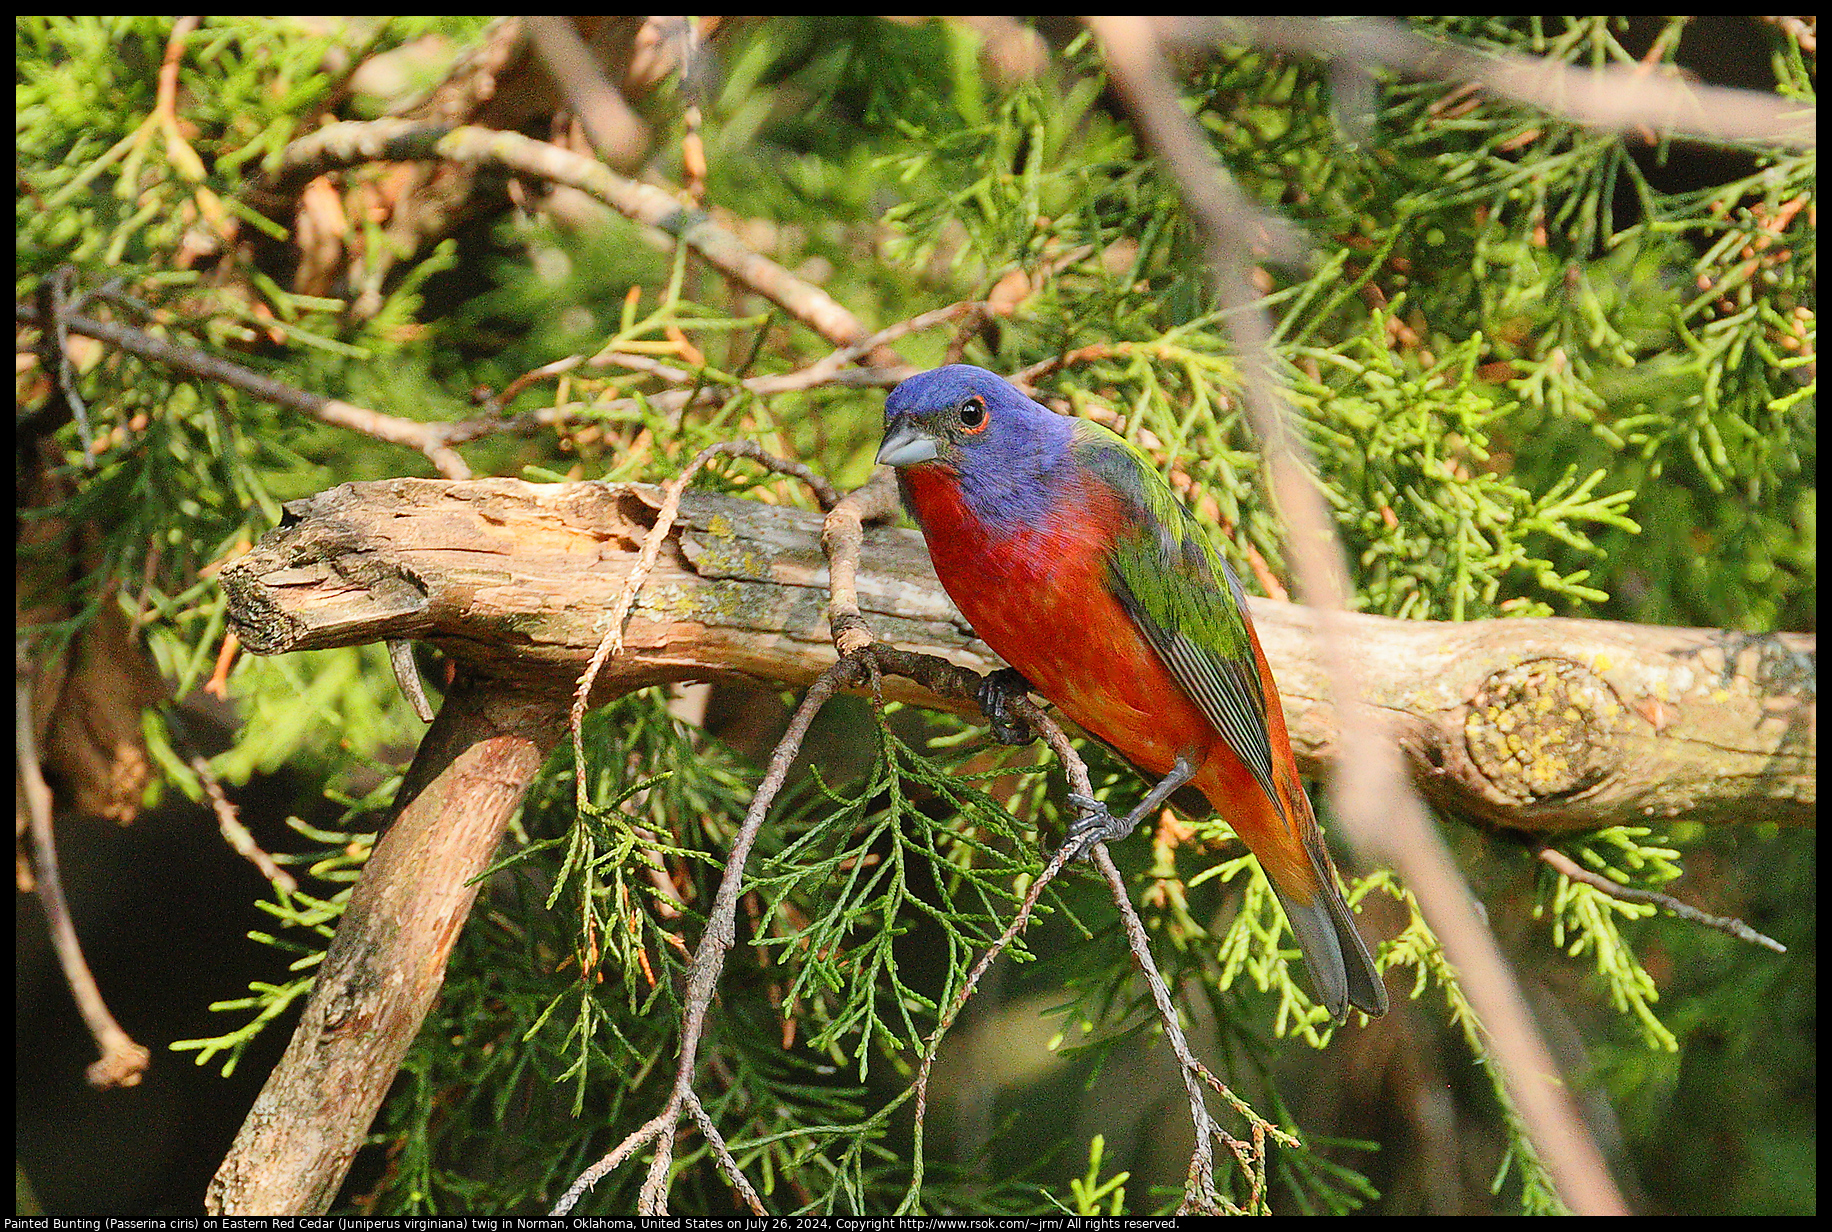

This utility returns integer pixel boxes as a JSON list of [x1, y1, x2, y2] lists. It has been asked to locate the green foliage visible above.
[[1292, 314, 1640, 619], [16, 15, 1812, 1218], [171, 809, 383, 1074], [1538, 829, 1686, 1051]]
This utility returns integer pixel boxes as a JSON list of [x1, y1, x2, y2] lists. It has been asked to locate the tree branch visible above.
[[220, 479, 1814, 834], [1164, 17, 1817, 151], [273, 121, 893, 359], [205, 676, 566, 1215], [16, 659, 151, 1090]]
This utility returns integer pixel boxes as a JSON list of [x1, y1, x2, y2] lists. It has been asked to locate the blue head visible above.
[[877, 365, 1076, 527]]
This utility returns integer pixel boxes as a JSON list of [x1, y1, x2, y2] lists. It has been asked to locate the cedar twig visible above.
[[480, 299, 980, 422], [1537, 847, 1786, 953], [187, 754, 297, 895], [18, 284, 918, 481], [1087, 15, 1628, 1215]]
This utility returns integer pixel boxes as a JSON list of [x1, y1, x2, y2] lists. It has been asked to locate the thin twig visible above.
[[901, 691, 1269, 1213], [19, 286, 920, 479], [1089, 843, 1226, 1212], [473, 334, 918, 433], [274, 121, 891, 357], [474, 294, 970, 425], [187, 754, 297, 895], [820, 467, 902, 657], [1087, 15, 1628, 1215], [35, 266, 95, 465], [585, 350, 698, 383], [552, 653, 865, 1216], [775, 300, 974, 389], [682, 1089, 767, 1216], [480, 354, 586, 414], [1032, 722, 1273, 1210], [1162, 17, 1816, 151], [636, 659, 863, 1213], [16, 660, 150, 1089], [549, 1107, 676, 1214], [17, 301, 472, 479], [1537, 847, 1786, 953]]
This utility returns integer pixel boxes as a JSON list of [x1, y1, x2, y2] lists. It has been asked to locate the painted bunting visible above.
[[877, 365, 1387, 1023]]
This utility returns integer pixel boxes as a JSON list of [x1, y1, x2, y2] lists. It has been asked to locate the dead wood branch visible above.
[[205, 676, 565, 1215], [220, 478, 1814, 836]]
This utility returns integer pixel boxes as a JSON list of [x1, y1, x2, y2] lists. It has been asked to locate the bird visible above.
[[876, 364, 1386, 1023]]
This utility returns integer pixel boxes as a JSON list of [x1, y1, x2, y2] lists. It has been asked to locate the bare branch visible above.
[[274, 121, 890, 357], [1162, 17, 1816, 150], [220, 479, 1814, 834], [821, 468, 903, 657], [1087, 15, 1636, 1215], [1536, 847, 1787, 953], [15, 659, 151, 1090], [187, 754, 297, 895], [208, 678, 565, 1215]]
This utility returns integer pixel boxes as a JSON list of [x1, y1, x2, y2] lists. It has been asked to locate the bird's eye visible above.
[[957, 395, 989, 433]]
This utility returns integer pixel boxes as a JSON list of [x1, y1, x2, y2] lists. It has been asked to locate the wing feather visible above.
[[1075, 425, 1282, 813]]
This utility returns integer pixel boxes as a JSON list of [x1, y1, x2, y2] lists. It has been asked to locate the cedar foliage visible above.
[[16, 15, 1814, 1216]]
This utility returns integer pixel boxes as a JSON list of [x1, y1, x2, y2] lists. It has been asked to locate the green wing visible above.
[[1073, 421, 1281, 811]]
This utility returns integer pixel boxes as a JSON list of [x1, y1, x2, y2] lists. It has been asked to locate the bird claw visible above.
[[977, 668, 1036, 746], [1062, 792, 1116, 860]]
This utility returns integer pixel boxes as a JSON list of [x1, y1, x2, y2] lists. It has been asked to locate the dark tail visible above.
[[1275, 873, 1387, 1024]]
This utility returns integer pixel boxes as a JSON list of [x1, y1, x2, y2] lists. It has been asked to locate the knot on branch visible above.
[[830, 612, 875, 658], [1464, 658, 1625, 802]]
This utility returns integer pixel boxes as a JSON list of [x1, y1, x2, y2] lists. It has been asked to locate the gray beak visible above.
[[876, 420, 939, 467]]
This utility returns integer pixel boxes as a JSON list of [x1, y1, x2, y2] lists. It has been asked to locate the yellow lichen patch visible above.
[[1465, 658, 1626, 802]]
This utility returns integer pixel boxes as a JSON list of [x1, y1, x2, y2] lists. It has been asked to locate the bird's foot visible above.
[[977, 668, 1036, 746], [1058, 754, 1199, 863], [1062, 792, 1125, 861]]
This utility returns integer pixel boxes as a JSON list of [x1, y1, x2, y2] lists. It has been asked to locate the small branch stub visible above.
[[1464, 658, 1624, 803]]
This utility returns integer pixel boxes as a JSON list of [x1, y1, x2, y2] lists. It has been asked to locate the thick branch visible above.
[[219, 479, 1813, 835], [205, 675, 565, 1215]]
